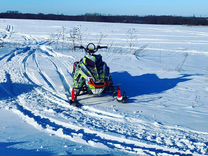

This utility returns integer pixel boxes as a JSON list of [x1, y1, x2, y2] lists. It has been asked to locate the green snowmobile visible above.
[[70, 43, 127, 106]]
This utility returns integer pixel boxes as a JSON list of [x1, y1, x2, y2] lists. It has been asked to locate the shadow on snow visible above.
[[0, 142, 52, 156], [112, 71, 192, 99], [0, 142, 114, 156], [0, 72, 35, 100]]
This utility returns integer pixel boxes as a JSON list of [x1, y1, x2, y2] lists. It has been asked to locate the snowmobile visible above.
[[70, 43, 127, 106]]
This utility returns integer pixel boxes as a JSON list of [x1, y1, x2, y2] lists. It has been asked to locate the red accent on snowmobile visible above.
[[88, 78, 111, 89], [71, 88, 77, 102], [117, 87, 123, 101]]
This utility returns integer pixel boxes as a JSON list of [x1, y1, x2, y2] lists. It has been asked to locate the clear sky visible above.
[[0, 0, 207, 17]]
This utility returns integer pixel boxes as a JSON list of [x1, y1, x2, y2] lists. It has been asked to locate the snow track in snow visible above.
[[10, 89, 207, 155], [32, 53, 56, 91]]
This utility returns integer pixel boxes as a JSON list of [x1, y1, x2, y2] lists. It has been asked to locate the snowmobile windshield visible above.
[[85, 57, 96, 68], [95, 54, 103, 68]]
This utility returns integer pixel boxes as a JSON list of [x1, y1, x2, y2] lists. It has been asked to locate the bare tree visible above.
[[134, 44, 148, 60], [49, 25, 83, 51], [126, 28, 138, 54], [175, 53, 189, 72], [0, 25, 14, 47], [97, 32, 107, 45], [69, 26, 82, 50]]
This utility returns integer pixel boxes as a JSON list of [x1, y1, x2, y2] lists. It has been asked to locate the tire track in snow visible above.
[[32, 53, 56, 91], [22, 48, 38, 85], [35, 88, 124, 121], [50, 59, 71, 98], [20, 45, 70, 102], [10, 94, 196, 156], [39, 45, 75, 92], [16, 87, 208, 155]]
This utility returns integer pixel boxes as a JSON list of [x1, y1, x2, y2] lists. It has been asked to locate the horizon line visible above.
[[1, 11, 208, 18]]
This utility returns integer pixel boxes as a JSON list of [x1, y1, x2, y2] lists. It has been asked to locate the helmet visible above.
[[83, 54, 96, 68], [86, 43, 96, 52]]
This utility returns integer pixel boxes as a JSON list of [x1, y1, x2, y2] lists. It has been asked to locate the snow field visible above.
[[0, 19, 208, 155]]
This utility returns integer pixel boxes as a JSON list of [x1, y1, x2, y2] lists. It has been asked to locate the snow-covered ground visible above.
[[0, 19, 208, 155]]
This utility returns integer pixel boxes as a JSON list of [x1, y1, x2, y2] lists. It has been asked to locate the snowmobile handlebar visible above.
[[74, 46, 85, 50], [97, 45, 108, 49], [74, 43, 108, 54]]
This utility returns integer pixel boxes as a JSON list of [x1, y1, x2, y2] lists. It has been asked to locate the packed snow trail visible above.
[[0, 41, 207, 155]]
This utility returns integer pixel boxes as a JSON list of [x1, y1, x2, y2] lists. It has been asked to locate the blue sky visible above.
[[0, 0, 207, 16]]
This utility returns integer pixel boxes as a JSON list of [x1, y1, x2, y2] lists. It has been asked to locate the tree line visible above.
[[0, 11, 208, 26]]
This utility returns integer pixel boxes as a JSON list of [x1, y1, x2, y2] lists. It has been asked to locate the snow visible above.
[[0, 18, 208, 155], [0, 109, 114, 155]]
